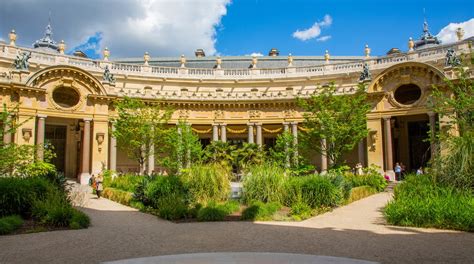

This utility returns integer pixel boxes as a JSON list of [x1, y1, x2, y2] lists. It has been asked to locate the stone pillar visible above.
[[212, 124, 219, 141], [79, 118, 92, 184], [358, 140, 365, 167], [147, 129, 155, 176], [36, 114, 47, 161], [428, 112, 437, 158], [3, 114, 12, 144], [247, 123, 254, 144], [255, 123, 262, 146], [383, 117, 394, 179], [291, 122, 298, 166], [220, 124, 227, 142], [109, 124, 117, 171], [283, 122, 290, 168], [320, 139, 328, 173]]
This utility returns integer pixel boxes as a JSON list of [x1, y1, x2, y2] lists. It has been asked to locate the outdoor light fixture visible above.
[[22, 128, 32, 142]]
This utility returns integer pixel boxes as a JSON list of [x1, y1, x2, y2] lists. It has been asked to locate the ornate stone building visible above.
[[1, 21, 472, 184]]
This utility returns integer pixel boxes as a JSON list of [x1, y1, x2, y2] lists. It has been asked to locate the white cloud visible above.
[[245, 52, 263, 57], [0, 0, 231, 58], [436, 18, 474, 44], [316, 35, 331, 42], [292, 15, 332, 41]]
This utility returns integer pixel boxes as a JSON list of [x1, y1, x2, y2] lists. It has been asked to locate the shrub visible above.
[[157, 194, 189, 220], [241, 201, 281, 221], [0, 215, 23, 235], [69, 209, 90, 229], [31, 189, 73, 227], [221, 200, 240, 214], [105, 174, 145, 192], [180, 163, 231, 204], [290, 202, 312, 221], [385, 174, 474, 232], [197, 205, 227, 221], [0, 177, 51, 217], [145, 176, 187, 209], [102, 188, 133, 205], [344, 173, 387, 192], [285, 175, 342, 208], [242, 163, 288, 204], [346, 186, 377, 204]]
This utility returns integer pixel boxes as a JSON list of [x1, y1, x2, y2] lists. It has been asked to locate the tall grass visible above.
[[285, 175, 342, 208], [180, 163, 231, 204], [242, 163, 288, 204], [385, 174, 473, 232]]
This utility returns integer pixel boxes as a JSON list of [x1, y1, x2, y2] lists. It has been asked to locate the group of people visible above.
[[394, 162, 424, 181], [89, 173, 104, 198]]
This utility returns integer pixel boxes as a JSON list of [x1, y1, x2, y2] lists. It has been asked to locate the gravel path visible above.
[[0, 187, 472, 264]]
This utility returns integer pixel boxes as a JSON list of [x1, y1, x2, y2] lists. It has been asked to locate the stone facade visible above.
[[1, 30, 472, 183]]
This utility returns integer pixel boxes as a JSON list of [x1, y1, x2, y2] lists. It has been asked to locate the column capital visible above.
[[37, 114, 47, 119], [220, 123, 227, 126], [427, 111, 436, 117], [247, 122, 255, 126], [282, 121, 290, 125], [83, 118, 93, 122], [290, 121, 298, 125], [254, 122, 262, 126], [382, 116, 391, 121], [212, 123, 220, 127]]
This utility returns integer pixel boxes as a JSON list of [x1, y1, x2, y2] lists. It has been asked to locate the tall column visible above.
[[383, 117, 394, 179], [320, 138, 328, 173], [247, 123, 254, 144], [291, 122, 298, 166], [36, 114, 47, 161], [79, 118, 92, 184], [147, 140, 155, 176], [212, 124, 219, 141], [220, 124, 227, 142], [3, 114, 12, 144], [283, 122, 290, 168], [109, 123, 117, 171], [255, 123, 262, 146], [428, 112, 437, 158], [358, 140, 365, 167]]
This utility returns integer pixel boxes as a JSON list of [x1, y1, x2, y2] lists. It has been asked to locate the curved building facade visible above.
[[1, 24, 472, 184]]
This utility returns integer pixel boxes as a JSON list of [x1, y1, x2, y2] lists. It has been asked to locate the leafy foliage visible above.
[[0, 215, 23, 235], [241, 201, 281, 221], [112, 97, 172, 173], [232, 143, 266, 172], [242, 163, 288, 204], [298, 83, 371, 167], [385, 174, 473, 232], [180, 163, 231, 204], [346, 186, 377, 204], [0, 177, 50, 217], [102, 188, 134, 205], [285, 175, 342, 208], [203, 141, 236, 168]]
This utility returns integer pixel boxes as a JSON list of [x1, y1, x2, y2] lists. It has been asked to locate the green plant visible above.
[[290, 202, 312, 221], [285, 175, 342, 208], [104, 174, 145, 192], [242, 163, 288, 204], [241, 201, 281, 221], [221, 200, 240, 214], [0, 177, 51, 217], [69, 210, 90, 229], [180, 163, 231, 204], [385, 174, 473, 232], [157, 194, 189, 220], [232, 143, 266, 172], [145, 176, 187, 209], [197, 204, 227, 222], [203, 141, 236, 168], [102, 188, 133, 205], [343, 172, 387, 192], [0, 215, 23, 235], [346, 186, 377, 204], [31, 189, 73, 227], [298, 82, 371, 167]]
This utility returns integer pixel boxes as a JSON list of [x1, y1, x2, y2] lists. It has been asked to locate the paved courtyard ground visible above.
[[0, 186, 472, 264]]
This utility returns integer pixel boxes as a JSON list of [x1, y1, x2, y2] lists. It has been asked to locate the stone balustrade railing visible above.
[[0, 40, 470, 81]]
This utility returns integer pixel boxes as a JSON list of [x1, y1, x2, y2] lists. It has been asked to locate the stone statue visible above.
[[445, 48, 461, 67], [359, 63, 371, 81], [103, 65, 115, 83], [13, 51, 31, 71]]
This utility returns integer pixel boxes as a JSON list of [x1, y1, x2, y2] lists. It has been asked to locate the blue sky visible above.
[[1, 0, 473, 59], [216, 0, 474, 56]]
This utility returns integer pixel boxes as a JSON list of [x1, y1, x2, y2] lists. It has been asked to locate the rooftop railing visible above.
[[0, 40, 469, 81]]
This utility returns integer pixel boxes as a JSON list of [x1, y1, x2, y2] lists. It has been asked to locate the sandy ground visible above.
[[0, 185, 472, 264]]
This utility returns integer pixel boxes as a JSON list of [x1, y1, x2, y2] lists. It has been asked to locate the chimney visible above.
[[195, 49, 206, 57], [268, 48, 279, 56]]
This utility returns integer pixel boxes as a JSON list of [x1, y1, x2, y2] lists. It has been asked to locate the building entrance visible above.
[[45, 125, 67, 173]]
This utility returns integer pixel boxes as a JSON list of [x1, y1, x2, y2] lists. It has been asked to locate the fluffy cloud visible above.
[[292, 15, 332, 41], [316, 35, 331, 42], [436, 18, 474, 44], [0, 0, 231, 58], [245, 52, 263, 57]]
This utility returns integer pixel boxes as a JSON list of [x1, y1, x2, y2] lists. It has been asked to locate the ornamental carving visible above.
[[214, 110, 224, 119], [283, 109, 296, 118], [248, 109, 261, 118], [178, 109, 190, 119]]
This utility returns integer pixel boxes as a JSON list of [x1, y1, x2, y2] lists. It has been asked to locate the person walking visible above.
[[95, 173, 104, 198], [394, 162, 402, 181]]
